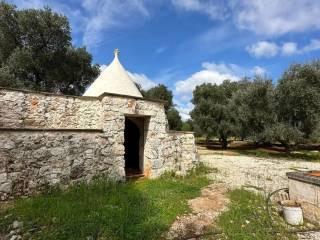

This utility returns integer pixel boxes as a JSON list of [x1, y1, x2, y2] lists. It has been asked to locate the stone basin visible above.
[[286, 171, 320, 224]]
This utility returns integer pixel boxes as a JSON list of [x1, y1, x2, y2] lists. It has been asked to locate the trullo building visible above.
[[0, 49, 198, 200]]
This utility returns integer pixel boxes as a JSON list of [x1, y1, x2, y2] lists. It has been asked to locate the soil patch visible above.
[[166, 183, 229, 239]]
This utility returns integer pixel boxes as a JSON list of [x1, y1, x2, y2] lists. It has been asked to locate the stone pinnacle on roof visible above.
[[114, 48, 120, 58], [83, 49, 143, 98]]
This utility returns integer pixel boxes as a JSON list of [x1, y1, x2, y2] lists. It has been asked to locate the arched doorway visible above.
[[124, 117, 141, 176]]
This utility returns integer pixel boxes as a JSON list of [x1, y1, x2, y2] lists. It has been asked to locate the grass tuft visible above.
[[216, 189, 297, 240]]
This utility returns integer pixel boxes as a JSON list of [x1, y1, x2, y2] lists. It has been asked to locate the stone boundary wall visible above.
[[0, 88, 198, 200], [0, 129, 124, 200], [152, 131, 198, 178], [0, 88, 102, 129], [168, 131, 198, 175]]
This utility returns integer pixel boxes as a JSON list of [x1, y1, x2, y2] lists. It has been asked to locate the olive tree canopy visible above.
[[0, 1, 99, 95]]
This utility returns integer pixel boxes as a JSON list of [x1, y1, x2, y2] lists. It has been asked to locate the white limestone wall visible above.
[[100, 96, 198, 178], [0, 130, 124, 200], [0, 88, 102, 129], [0, 89, 198, 200]]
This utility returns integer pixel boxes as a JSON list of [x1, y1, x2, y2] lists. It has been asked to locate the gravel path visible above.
[[200, 152, 320, 194], [199, 151, 320, 240]]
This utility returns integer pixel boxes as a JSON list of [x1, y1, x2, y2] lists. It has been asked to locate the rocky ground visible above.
[[199, 149, 320, 193], [167, 148, 320, 240]]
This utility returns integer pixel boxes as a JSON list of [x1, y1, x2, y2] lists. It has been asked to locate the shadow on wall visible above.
[[124, 118, 141, 174]]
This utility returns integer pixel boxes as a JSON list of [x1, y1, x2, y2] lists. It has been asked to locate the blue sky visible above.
[[8, 0, 320, 119]]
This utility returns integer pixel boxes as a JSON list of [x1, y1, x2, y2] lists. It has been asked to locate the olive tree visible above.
[[232, 77, 275, 144], [191, 80, 238, 149], [0, 2, 99, 95], [273, 60, 320, 149]]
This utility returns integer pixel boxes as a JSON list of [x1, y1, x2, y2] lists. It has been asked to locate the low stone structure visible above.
[[0, 89, 197, 200], [287, 171, 320, 224], [0, 49, 198, 200]]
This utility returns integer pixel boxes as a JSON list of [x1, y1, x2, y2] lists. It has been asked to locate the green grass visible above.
[[235, 149, 320, 162], [0, 165, 210, 240], [215, 189, 297, 240]]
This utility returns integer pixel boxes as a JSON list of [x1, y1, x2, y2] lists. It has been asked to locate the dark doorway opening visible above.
[[124, 117, 142, 176]]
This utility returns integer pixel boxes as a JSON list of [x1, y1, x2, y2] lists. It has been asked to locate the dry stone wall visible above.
[[167, 132, 198, 176], [100, 96, 198, 178], [0, 130, 124, 200], [0, 89, 102, 129], [0, 88, 198, 200]]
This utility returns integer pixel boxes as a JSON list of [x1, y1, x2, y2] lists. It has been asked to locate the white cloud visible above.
[[175, 102, 194, 120], [174, 62, 267, 97], [11, 0, 320, 49], [281, 42, 298, 55], [301, 39, 320, 53], [171, 0, 228, 20], [175, 62, 239, 97], [127, 71, 156, 90], [246, 41, 279, 58], [9, 0, 150, 48], [202, 62, 247, 76], [247, 39, 320, 58], [251, 66, 266, 76], [172, 0, 320, 36], [81, 0, 149, 47], [233, 0, 320, 36]]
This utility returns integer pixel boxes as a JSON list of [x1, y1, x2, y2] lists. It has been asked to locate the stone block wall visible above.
[[288, 179, 320, 223], [168, 131, 198, 176], [0, 88, 198, 200], [0, 88, 102, 129], [0, 130, 124, 200], [100, 95, 172, 178], [146, 131, 198, 178]]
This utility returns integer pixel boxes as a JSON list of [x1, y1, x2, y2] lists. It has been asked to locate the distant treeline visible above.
[[190, 61, 320, 151]]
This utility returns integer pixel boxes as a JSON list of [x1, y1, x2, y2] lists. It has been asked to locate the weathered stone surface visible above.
[[0, 88, 198, 200], [0, 173, 7, 183], [0, 131, 123, 199], [0, 89, 102, 129], [0, 182, 12, 194], [288, 178, 320, 223]]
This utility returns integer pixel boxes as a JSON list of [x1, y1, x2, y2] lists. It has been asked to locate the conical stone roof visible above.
[[83, 49, 143, 98]]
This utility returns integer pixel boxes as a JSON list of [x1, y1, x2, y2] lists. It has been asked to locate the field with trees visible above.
[[191, 61, 320, 155], [3, 0, 318, 146], [0, 1, 319, 239]]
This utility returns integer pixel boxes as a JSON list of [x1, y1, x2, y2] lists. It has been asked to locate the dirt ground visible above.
[[167, 148, 320, 240], [166, 183, 229, 239], [199, 148, 320, 193], [198, 148, 320, 240]]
